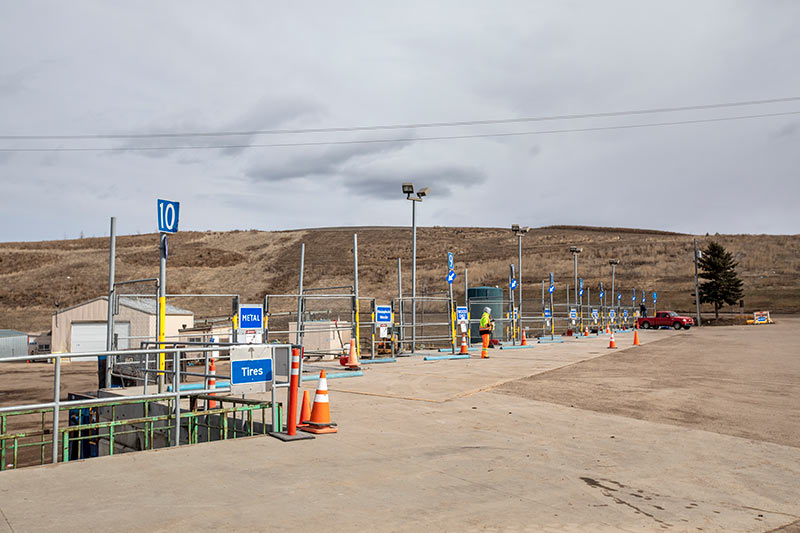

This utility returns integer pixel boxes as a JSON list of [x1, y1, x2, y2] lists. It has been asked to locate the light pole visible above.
[[570, 247, 582, 326], [403, 182, 429, 353], [609, 259, 619, 326], [512, 225, 529, 341], [693, 238, 702, 327]]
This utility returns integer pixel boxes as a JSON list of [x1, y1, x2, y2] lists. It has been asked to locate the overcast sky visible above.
[[1, 1, 798, 242]]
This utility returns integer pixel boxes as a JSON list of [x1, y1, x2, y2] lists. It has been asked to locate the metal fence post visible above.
[[52, 357, 61, 464], [173, 351, 181, 447]]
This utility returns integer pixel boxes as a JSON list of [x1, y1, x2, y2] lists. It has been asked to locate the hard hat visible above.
[[483, 307, 491, 314]]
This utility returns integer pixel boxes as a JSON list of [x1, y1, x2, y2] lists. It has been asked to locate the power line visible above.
[[1, 110, 797, 153], [2, 96, 800, 141]]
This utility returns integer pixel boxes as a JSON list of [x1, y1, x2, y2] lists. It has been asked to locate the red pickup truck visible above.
[[638, 311, 694, 330]]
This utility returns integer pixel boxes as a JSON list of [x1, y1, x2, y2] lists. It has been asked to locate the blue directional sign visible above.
[[456, 306, 468, 323], [157, 199, 180, 234], [599, 291, 605, 299], [641, 291, 646, 304], [544, 308, 552, 318], [238, 305, 263, 329], [617, 293, 622, 301], [446, 270, 456, 284], [632, 289, 636, 302], [548, 284, 554, 294], [653, 291, 658, 303], [510, 278, 517, 290], [231, 358, 273, 385], [376, 305, 392, 324], [447, 252, 454, 271], [579, 288, 584, 297]]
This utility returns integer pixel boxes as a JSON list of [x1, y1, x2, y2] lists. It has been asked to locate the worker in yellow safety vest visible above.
[[479, 307, 494, 359]]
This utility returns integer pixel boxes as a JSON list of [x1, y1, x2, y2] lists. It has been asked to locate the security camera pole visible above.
[[693, 237, 702, 327], [512, 225, 529, 341], [570, 247, 582, 330], [609, 259, 619, 327], [403, 183, 428, 353]]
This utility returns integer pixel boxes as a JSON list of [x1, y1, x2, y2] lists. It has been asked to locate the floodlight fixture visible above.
[[402, 182, 414, 195], [416, 187, 429, 198], [609, 259, 620, 265], [511, 224, 520, 232], [569, 246, 582, 254]]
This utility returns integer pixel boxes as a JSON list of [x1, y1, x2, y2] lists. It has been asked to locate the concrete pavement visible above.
[[1, 326, 798, 532]]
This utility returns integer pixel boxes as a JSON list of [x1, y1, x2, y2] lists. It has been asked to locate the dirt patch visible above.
[[494, 318, 800, 448]]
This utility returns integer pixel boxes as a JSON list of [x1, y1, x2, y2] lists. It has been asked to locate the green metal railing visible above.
[[1, 395, 280, 471]]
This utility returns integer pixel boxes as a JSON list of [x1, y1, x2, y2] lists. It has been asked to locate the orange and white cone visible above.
[[606, 325, 611, 335], [297, 390, 312, 428], [459, 333, 469, 354], [207, 358, 217, 409], [608, 331, 617, 349], [633, 330, 640, 346], [584, 326, 590, 337], [301, 370, 338, 434], [346, 339, 360, 370], [521, 330, 527, 346]]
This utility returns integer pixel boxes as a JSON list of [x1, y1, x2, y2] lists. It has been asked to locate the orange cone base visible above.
[[300, 422, 338, 434], [269, 431, 315, 441]]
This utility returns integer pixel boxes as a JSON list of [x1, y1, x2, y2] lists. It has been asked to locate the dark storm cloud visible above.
[[244, 137, 413, 182], [343, 165, 486, 199]]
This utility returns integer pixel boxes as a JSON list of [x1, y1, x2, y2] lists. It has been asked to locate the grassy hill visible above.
[[1, 226, 798, 333]]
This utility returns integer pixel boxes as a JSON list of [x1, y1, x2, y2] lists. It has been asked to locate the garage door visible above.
[[71, 322, 130, 353]]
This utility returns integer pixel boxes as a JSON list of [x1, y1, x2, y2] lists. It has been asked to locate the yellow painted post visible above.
[[355, 299, 360, 356], [158, 296, 166, 372]]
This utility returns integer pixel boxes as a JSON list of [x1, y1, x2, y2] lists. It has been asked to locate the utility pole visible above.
[[693, 237, 702, 327]]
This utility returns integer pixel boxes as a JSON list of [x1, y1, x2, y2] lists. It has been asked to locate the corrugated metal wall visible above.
[[0, 335, 29, 359]]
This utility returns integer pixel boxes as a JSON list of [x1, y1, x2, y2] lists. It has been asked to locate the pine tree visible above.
[[698, 241, 744, 319]]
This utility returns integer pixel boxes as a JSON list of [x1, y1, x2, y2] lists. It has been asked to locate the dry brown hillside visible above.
[[1, 226, 798, 333]]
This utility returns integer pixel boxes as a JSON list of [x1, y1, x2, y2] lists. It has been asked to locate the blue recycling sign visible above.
[[609, 309, 616, 319], [544, 308, 552, 318], [157, 199, 180, 234], [238, 305, 263, 329], [623, 310, 629, 318], [447, 252, 454, 271], [376, 305, 392, 324], [592, 309, 599, 319], [231, 358, 273, 385], [569, 308, 577, 319], [510, 278, 517, 290], [456, 306, 468, 323], [446, 270, 456, 284]]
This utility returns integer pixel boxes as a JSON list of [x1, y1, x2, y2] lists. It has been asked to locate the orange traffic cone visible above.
[[608, 332, 617, 349], [584, 326, 590, 337], [346, 339, 360, 370], [633, 330, 640, 346], [207, 358, 217, 409], [606, 325, 611, 335], [521, 330, 527, 346], [297, 390, 312, 428], [459, 333, 469, 354], [301, 370, 338, 434]]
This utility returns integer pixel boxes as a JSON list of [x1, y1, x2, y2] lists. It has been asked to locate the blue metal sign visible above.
[[569, 308, 577, 319], [549, 272, 554, 285], [641, 291, 646, 303], [544, 308, 552, 318], [157, 199, 180, 234], [456, 306, 468, 322], [579, 278, 583, 289], [592, 309, 599, 319], [617, 293, 622, 301], [548, 284, 554, 294], [446, 270, 456, 284], [653, 291, 657, 303], [599, 291, 605, 299], [510, 278, 517, 290], [231, 358, 273, 385], [447, 252, 454, 271], [238, 305, 263, 329], [609, 309, 616, 319], [579, 288, 584, 297], [632, 289, 636, 302], [376, 305, 392, 324], [623, 310, 629, 318]]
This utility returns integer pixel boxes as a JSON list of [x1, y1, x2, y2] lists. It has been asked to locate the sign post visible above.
[[446, 252, 456, 353], [548, 273, 555, 339], [156, 199, 180, 393]]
